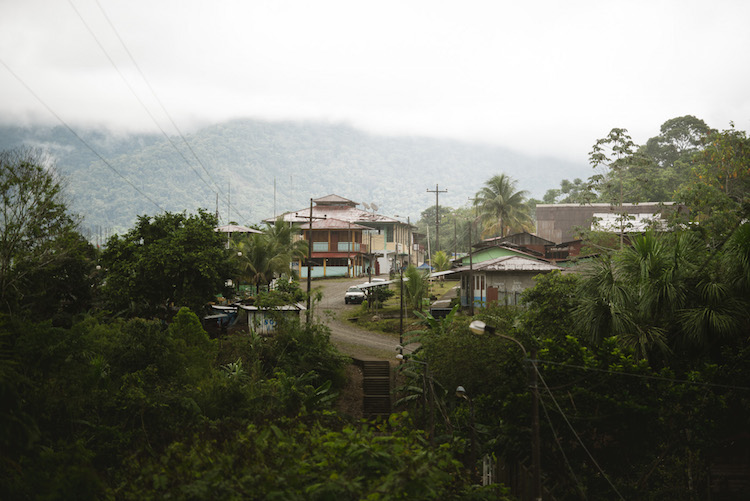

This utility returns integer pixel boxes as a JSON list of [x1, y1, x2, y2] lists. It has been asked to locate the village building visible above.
[[455, 255, 562, 307], [267, 194, 421, 278], [535, 202, 681, 243]]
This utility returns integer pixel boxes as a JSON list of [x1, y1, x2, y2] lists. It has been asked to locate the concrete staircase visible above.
[[352, 357, 391, 418]]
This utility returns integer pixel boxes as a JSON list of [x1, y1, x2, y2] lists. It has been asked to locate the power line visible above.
[[537, 393, 588, 499], [537, 359, 750, 391], [536, 367, 626, 500], [68, 0, 254, 225], [91, 0, 254, 226], [66, 0, 215, 212], [92, 0, 247, 219], [0, 58, 166, 214]]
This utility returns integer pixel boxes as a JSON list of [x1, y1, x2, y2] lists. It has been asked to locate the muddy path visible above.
[[311, 276, 415, 360]]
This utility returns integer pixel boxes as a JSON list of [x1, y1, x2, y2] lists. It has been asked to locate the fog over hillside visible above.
[[0, 119, 589, 237]]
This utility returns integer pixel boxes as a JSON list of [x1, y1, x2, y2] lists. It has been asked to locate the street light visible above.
[[469, 320, 542, 500]]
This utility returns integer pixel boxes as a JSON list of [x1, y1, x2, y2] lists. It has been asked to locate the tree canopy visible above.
[[0, 147, 93, 320], [473, 173, 532, 238], [100, 209, 231, 317]]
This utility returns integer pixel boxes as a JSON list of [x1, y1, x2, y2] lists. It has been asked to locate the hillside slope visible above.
[[0, 119, 588, 236]]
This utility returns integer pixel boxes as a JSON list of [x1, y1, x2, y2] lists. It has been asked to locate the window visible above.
[[385, 225, 393, 243]]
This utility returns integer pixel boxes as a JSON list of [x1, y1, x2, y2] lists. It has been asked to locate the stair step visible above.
[[363, 395, 391, 416], [363, 378, 390, 395]]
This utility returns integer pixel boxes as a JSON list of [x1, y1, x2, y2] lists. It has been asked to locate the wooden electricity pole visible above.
[[426, 184, 447, 255]]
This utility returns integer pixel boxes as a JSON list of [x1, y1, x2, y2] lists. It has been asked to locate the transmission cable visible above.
[[536, 366, 626, 500], [90, 0, 254, 226], [537, 359, 750, 391], [66, 0, 225, 218], [92, 1, 229, 198], [537, 391, 588, 499], [0, 58, 165, 214]]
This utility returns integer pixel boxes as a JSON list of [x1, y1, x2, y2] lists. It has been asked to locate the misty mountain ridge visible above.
[[0, 119, 589, 237]]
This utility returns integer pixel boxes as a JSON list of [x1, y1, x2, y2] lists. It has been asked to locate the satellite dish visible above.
[[362, 202, 370, 210], [371, 203, 379, 212]]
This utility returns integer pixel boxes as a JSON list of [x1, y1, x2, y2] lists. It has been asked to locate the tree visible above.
[[635, 115, 713, 201], [541, 178, 591, 205], [16, 229, 97, 324], [402, 264, 430, 312], [232, 219, 309, 293], [643, 115, 712, 169], [674, 123, 750, 247], [431, 250, 451, 272], [100, 210, 230, 317], [588, 128, 656, 247], [474, 174, 531, 238], [263, 217, 309, 269], [574, 229, 750, 363], [417, 204, 455, 254], [0, 147, 90, 317]]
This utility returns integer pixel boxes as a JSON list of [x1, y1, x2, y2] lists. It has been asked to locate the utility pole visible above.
[[306, 198, 313, 322], [407, 216, 411, 266], [295, 198, 325, 323], [468, 197, 477, 316], [469, 217, 474, 316], [426, 184, 447, 254]]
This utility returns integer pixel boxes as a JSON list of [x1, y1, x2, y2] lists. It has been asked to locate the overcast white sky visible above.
[[2, 0, 749, 164]]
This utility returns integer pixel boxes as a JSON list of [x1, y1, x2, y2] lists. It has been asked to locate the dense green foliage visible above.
[[402, 265, 430, 313], [403, 254, 750, 499], [100, 210, 232, 317], [473, 174, 532, 238], [231, 218, 308, 291], [3, 115, 750, 499], [0, 148, 95, 321], [0, 310, 368, 499]]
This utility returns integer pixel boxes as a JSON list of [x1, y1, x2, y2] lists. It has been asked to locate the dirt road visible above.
[[312, 276, 412, 360]]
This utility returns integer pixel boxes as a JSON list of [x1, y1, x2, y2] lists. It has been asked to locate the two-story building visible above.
[[267, 194, 418, 278]]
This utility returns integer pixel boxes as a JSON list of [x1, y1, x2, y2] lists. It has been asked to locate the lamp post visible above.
[[456, 385, 477, 481], [469, 320, 541, 500]]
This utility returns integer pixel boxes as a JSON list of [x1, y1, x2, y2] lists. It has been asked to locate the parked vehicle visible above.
[[344, 286, 366, 304]]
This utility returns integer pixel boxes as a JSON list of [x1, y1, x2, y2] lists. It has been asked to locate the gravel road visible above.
[[311, 276, 413, 360]]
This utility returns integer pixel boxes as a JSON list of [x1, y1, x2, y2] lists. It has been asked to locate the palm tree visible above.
[[474, 174, 532, 238], [575, 230, 747, 361], [232, 219, 311, 294], [264, 218, 308, 279], [431, 251, 451, 272], [233, 235, 288, 291], [403, 264, 430, 312]]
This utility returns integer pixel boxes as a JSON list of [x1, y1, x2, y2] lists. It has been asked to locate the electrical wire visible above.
[[91, 0, 254, 226], [536, 367, 626, 500], [537, 392, 588, 499], [66, 0, 214, 214], [537, 359, 750, 391], [0, 58, 166, 214]]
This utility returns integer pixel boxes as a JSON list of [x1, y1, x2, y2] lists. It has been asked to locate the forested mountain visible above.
[[0, 119, 587, 237]]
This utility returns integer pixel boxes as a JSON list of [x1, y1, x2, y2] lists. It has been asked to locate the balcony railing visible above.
[[338, 242, 366, 252], [311, 242, 368, 253]]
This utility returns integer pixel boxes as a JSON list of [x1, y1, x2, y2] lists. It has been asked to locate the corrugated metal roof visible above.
[[299, 218, 371, 230], [239, 302, 306, 311], [269, 202, 400, 225], [215, 224, 262, 233], [454, 255, 561, 273], [313, 194, 356, 205]]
